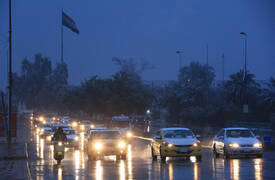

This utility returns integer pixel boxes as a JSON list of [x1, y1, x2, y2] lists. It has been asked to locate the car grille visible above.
[[174, 145, 192, 148], [240, 144, 253, 147]]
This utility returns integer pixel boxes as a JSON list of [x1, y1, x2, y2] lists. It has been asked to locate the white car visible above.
[[213, 128, 263, 158]]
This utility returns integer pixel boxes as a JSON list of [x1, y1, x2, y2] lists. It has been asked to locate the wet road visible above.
[[28, 132, 275, 180]]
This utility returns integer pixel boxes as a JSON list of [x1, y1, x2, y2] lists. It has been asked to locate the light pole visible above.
[[176, 50, 183, 71], [240, 32, 247, 78], [8, 0, 12, 144], [240, 32, 248, 113]]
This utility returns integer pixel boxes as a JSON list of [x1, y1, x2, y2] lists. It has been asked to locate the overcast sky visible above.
[[0, 0, 274, 87]]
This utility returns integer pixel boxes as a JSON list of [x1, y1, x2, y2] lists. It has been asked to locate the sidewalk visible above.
[[0, 115, 31, 180]]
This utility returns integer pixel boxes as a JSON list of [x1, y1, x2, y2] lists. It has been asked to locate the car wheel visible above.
[[116, 154, 121, 160], [121, 154, 127, 160], [196, 155, 202, 161], [151, 147, 157, 161], [88, 153, 96, 161], [257, 154, 263, 158], [160, 148, 166, 162], [213, 145, 219, 158], [223, 147, 230, 159], [57, 159, 61, 164]]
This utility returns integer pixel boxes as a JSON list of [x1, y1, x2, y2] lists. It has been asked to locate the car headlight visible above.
[[229, 143, 240, 148], [127, 132, 132, 138], [168, 143, 173, 148], [72, 122, 78, 127], [253, 143, 262, 148], [90, 124, 95, 128], [95, 142, 103, 150], [58, 142, 63, 146], [193, 141, 200, 147], [118, 141, 126, 148], [39, 116, 44, 122], [81, 125, 84, 130], [74, 136, 79, 141]]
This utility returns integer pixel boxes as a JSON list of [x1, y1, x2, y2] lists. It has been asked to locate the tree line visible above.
[[1, 53, 274, 126]]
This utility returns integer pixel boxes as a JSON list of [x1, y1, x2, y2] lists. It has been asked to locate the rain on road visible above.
[[27, 125, 275, 180]]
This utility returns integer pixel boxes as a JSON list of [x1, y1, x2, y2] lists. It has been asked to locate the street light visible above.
[[176, 50, 183, 71], [240, 32, 248, 113], [240, 32, 247, 78]]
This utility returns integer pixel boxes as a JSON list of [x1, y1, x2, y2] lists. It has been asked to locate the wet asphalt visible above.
[[27, 130, 275, 180]]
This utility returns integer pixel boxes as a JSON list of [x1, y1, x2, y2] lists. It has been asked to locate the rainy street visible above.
[[27, 125, 275, 180]]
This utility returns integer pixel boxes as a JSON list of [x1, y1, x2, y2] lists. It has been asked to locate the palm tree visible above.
[[225, 70, 259, 106]]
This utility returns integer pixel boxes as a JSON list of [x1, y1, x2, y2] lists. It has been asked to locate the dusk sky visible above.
[[0, 0, 274, 86]]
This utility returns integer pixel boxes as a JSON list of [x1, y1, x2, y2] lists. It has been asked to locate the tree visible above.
[[224, 70, 260, 106], [263, 77, 275, 112]]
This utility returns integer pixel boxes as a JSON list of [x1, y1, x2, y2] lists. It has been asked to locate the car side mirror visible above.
[[218, 136, 224, 140], [154, 135, 162, 140]]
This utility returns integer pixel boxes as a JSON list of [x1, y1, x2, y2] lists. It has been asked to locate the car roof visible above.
[[93, 130, 119, 133], [161, 127, 190, 131], [63, 128, 74, 130], [88, 128, 108, 131], [224, 127, 249, 130]]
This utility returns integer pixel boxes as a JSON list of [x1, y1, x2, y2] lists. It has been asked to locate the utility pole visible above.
[[8, 0, 12, 144], [240, 32, 248, 113], [206, 44, 209, 107], [61, 9, 64, 63], [222, 53, 225, 85]]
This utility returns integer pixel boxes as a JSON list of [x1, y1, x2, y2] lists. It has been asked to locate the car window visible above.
[[94, 131, 121, 139], [216, 129, 224, 138], [155, 131, 161, 137], [226, 130, 254, 138], [163, 130, 194, 138], [63, 130, 76, 135]]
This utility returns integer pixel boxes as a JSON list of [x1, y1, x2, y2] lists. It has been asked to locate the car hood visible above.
[[225, 137, 259, 145], [163, 137, 197, 145], [66, 134, 77, 139]]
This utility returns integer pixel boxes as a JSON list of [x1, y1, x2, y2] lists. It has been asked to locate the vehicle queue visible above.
[[30, 114, 264, 165]]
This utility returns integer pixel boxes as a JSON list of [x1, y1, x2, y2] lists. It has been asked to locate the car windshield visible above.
[[163, 130, 194, 138], [111, 121, 129, 128], [63, 130, 76, 135], [226, 130, 254, 138], [94, 131, 121, 139]]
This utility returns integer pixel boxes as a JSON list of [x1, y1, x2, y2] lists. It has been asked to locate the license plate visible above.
[[243, 149, 252, 153], [58, 152, 63, 155], [179, 148, 188, 152]]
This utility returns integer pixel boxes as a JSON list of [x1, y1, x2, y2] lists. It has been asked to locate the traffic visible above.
[[31, 113, 266, 164], [23, 113, 275, 179]]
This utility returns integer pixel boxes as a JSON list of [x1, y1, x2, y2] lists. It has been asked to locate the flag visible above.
[[62, 11, 80, 34]]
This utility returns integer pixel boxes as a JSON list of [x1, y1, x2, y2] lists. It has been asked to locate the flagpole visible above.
[[61, 9, 64, 63]]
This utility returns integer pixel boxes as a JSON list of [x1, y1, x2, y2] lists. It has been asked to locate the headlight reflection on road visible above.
[[127, 145, 133, 180], [212, 157, 225, 180], [96, 160, 103, 180], [168, 163, 173, 180], [119, 160, 126, 180], [230, 159, 239, 180], [193, 162, 199, 180], [75, 150, 80, 180], [58, 167, 63, 180], [254, 158, 263, 180], [40, 139, 44, 159]]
